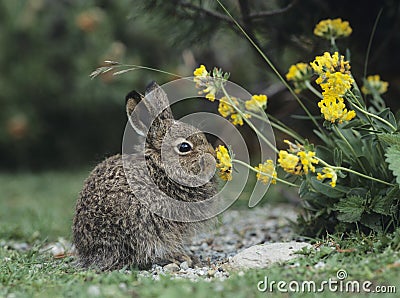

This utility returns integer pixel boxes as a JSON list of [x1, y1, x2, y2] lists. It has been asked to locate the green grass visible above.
[[0, 171, 88, 242], [1, 171, 399, 298]]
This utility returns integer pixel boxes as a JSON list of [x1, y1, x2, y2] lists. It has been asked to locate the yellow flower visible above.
[[193, 64, 208, 77], [218, 96, 235, 118], [283, 139, 302, 153], [310, 52, 350, 76], [245, 94, 268, 112], [193, 64, 217, 101], [230, 114, 248, 126], [278, 150, 301, 175], [279, 141, 319, 175], [215, 145, 233, 181], [218, 97, 250, 126], [311, 56, 355, 124], [314, 18, 352, 40], [317, 167, 337, 187], [318, 72, 354, 97], [204, 89, 216, 101], [255, 160, 277, 184], [286, 63, 313, 93], [318, 93, 356, 124], [286, 63, 312, 81], [361, 75, 389, 95], [297, 151, 319, 174]]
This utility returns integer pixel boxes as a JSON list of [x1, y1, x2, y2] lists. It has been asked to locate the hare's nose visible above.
[[199, 156, 205, 170], [199, 153, 216, 171]]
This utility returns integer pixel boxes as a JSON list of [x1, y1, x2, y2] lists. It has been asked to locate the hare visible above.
[[72, 82, 217, 271]]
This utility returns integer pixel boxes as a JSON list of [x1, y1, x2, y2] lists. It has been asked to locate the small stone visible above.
[[314, 261, 326, 269], [200, 242, 209, 250], [214, 283, 224, 292], [87, 285, 101, 296], [229, 242, 312, 269], [163, 263, 180, 273], [11, 242, 29, 251], [197, 269, 206, 276], [207, 269, 215, 277], [180, 261, 189, 270]]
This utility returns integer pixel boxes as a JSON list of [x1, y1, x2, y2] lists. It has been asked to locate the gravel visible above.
[[137, 204, 303, 281], [1, 204, 304, 282]]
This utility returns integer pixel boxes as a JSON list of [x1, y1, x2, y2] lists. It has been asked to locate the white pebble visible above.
[[87, 285, 101, 296], [180, 261, 189, 270]]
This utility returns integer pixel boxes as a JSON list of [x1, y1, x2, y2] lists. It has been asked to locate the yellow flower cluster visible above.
[[218, 97, 250, 126], [311, 52, 356, 123], [317, 94, 356, 124], [255, 160, 277, 184], [193, 64, 217, 101], [194, 65, 257, 126], [245, 94, 268, 112], [297, 151, 319, 174], [193, 64, 207, 78], [278, 140, 319, 175], [314, 18, 352, 40], [310, 52, 350, 75], [317, 98, 356, 123], [317, 167, 337, 187], [286, 63, 313, 93], [215, 145, 233, 181], [361, 75, 389, 95], [316, 72, 353, 96], [278, 150, 301, 175]]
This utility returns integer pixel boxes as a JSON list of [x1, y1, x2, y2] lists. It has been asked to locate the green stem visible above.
[[221, 86, 279, 154], [233, 159, 299, 188], [247, 111, 305, 143], [305, 81, 323, 99], [93, 62, 184, 79], [349, 93, 397, 131], [364, 9, 383, 79], [330, 37, 335, 48], [333, 125, 368, 173], [215, 0, 326, 137], [318, 158, 395, 187], [257, 104, 305, 143], [347, 91, 392, 179]]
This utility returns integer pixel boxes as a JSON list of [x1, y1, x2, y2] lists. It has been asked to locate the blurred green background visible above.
[[1, 0, 399, 171]]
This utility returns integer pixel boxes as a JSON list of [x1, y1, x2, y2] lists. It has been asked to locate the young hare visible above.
[[73, 82, 217, 270]]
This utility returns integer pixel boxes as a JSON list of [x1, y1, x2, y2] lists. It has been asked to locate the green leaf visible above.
[[373, 108, 398, 132], [309, 176, 348, 199], [333, 148, 342, 167], [371, 195, 393, 216], [334, 195, 364, 223], [314, 129, 335, 148], [316, 145, 334, 164], [360, 213, 383, 232], [339, 119, 364, 130], [379, 133, 400, 146], [385, 144, 400, 185]]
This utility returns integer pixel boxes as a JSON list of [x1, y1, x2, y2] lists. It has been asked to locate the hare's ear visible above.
[[144, 81, 174, 121], [125, 90, 149, 136], [125, 82, 173, 136]]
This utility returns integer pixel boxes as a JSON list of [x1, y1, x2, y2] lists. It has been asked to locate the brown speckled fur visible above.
[[72, 83, 217, 270]]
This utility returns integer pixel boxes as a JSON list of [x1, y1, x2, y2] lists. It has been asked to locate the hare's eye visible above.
[[173, 138, 193, 155], [178, 142, 192, 153]]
